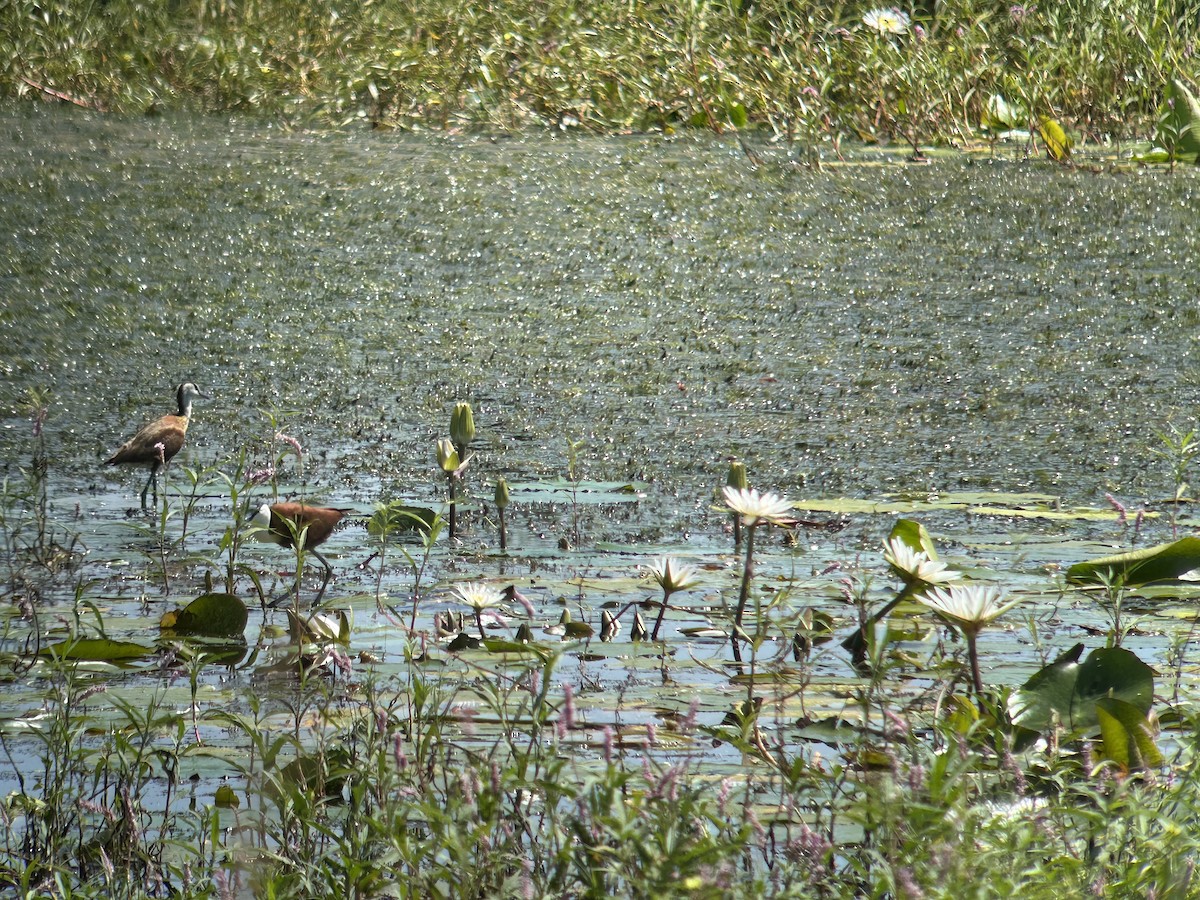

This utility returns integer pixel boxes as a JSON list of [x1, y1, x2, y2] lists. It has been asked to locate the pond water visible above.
[[2, 103, 1200, 797]]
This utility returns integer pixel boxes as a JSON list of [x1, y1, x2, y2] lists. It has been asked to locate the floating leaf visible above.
[[1066, 536, 1200, 585], [563, 621, 595, 639], [161, 593, 248, 637], [214, 784, 240, 808], [678, 626, 728, 639], [1095, 697, 1162, 772], [447, 632, 480, 651], [40, 638, 153, 662], [482, 638, 551, 659], [1009, 645, 1154, 737], [507, 479, 648, 504]]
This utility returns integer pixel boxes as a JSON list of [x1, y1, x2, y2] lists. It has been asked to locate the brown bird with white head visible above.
[[106, 382, 207, 509], [250, 502, 350, 601]]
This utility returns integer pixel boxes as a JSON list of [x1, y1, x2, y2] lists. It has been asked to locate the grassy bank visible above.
[[3, 0, 1199, 147]]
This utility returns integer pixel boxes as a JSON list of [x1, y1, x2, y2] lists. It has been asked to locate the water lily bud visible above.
[[630, 610, 648, 641], [436, 438, 460, 473], [450, 402, 475, 453], [726, 459, 748, 492], [494, 477, 510, 510]]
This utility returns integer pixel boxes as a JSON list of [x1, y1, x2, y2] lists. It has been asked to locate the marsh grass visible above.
[[7, 486, 1200, 897], [3, 0, 1199, 147]]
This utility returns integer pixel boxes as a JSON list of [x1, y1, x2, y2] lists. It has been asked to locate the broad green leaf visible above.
[[563, 621, 595, 638], [1037, 117, 1072, 160], [1009, 645, 1154, 736], [888, 518, 938, 560], [1161, 78, 1200, 159], [1066, 536, 1200, 585], [507, 479, 648, 504], [1095, 697, 1163, 771], [482, 638, 551, 660], [40, 638, 153, 662], [982, 94, 1022, 132], [214, 784, 240, 808], [369, 502, 436, 537], [161, 593, 248, 637]]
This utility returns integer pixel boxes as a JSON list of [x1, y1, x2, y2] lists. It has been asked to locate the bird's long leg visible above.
[[312, 549, 334, 602], [140, 468, 156, 509]]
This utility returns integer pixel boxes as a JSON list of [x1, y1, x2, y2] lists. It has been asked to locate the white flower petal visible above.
[[721, 486, 795, 527], [644, 557, 701, 595], [452, 582, 503, 611], [917, 584, 1021, 630], [883, 537, 960, 586]]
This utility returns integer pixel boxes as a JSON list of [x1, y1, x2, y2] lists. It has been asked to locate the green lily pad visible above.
[[214, 784, 240, 808], [482, 638, 552, 660], [1008, 644, 1154, 738], [1095, 696, 1163, 771], [508, 479, 648, 504], [1066, 536, 1200, 585], [794, 492, 1126, 522], [40, 638, 153, 662], [161, 593, 248, 637], [563, 621, 595, 638]]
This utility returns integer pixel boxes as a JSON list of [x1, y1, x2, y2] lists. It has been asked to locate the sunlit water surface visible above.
[[2, 104, 1200, 805]]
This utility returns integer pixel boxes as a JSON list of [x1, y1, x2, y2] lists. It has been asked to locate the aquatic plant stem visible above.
[[967, 631, 984, 696], [650, 589, 673, 642], [734, 525, 757, 632]]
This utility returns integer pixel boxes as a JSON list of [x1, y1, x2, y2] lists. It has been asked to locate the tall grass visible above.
[[2, 0, 1198, 145]]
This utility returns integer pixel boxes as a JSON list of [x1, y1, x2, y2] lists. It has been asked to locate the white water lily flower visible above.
[[722, 486, 795, 528], [863, 7, 911, 34], [452, 582, 503, 611], [883, 537, 960, 586], [645, 557, 702, 596], [917, 584, 1021, 635]]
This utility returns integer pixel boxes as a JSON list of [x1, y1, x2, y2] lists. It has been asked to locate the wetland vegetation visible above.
[[6, 1, 1200, 897]]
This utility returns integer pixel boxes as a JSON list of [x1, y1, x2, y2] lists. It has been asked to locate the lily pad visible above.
[[1095, 696, 1163, 772], [40, 638, 153, 662], [482, 638, 551, 659], [161, 593, 248, 637], [1008, 644, 1154, 738], [1066, 537, 1200, 585], [508, 479, 648, 504]]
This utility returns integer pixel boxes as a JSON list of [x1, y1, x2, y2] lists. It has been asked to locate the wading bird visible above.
[[106, 382, 207, 509], [251, 502, 349, 601]]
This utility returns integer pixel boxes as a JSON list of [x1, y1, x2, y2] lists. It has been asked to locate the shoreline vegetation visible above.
[[4, 0, 1200, 155]]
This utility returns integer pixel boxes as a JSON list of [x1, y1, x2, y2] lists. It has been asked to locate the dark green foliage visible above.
[[3, 0, 1199, 143]]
